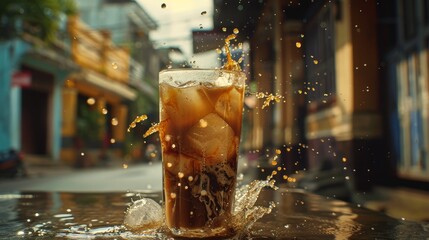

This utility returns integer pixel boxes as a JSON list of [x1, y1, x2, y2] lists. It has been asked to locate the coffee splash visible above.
[[222, 28, 242, 72], [122, 175, 278, 238]]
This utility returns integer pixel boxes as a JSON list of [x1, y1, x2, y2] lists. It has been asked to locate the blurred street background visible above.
[[1, 0, 429, 223]]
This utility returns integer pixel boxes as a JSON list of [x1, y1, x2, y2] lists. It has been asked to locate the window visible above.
[[305, 5, 336, 102], [401, 0, 417, 40]]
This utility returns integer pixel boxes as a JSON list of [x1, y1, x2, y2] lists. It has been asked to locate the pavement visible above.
[[0, 156, 255, 193], [2, 156, 429, 222], [0, 161, 163, 193]]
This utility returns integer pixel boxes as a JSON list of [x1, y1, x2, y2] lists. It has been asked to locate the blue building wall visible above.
[[0, 39, 30, 152], [1, 39, 71, 161]]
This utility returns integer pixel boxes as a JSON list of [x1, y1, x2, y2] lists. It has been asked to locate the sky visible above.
[[137, 0, 214, 59]]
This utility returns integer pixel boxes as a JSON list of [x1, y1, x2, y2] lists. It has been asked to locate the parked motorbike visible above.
[[0, 149, 26, 178]]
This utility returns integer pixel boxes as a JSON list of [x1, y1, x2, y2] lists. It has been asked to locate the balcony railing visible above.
[[67, 16, 130, 83]]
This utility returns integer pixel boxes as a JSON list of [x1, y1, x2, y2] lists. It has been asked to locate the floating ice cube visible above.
[[123, 198, 163, 232], [160, 83, 212, 130], [183, 113, 236, 165], [215, 87, 244, 133]]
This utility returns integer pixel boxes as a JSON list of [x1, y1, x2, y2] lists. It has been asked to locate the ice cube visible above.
[[182, 113, 237, 165], [215, 87, 244, 133], [160, 83, 212, 130], [123, 198, 163, 232], [163, 153, 201, 176]]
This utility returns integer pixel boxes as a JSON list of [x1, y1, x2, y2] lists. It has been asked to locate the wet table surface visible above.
[[1, 187, 429, 239]]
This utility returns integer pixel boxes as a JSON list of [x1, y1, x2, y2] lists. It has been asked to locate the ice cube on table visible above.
[[123, 198, 163, 232], [183, 113, 237, 166], [215, 87, 244, 133], [160, 83, 212, 130]]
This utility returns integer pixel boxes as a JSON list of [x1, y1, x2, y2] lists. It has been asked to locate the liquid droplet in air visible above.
[[111, 62, 118, 69], [127, 114, 148, 132], [233, 28, 239, 34]]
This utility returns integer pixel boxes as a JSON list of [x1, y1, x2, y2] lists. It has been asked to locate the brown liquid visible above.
[[159, 82, 244, 236]]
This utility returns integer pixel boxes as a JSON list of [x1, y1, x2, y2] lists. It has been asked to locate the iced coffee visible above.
[[159, 69, 245, 237]]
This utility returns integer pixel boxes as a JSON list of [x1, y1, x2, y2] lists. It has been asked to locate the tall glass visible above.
[[159, 69, 246, 238]]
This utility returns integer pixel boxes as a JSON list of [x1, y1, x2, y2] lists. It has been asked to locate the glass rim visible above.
[[159, 68, 245, 76]]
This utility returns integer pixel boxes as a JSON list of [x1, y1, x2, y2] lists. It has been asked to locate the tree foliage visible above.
[[0, 0, 77, 42]]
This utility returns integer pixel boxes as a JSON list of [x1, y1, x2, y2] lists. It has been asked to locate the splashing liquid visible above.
[[256, 92, 284, 109], [220, 29, 284, 109], [127, 114, 148, 132], [128, 29, 245, 139], [222, 28, 242, 72], [120, 175, 278, 238]]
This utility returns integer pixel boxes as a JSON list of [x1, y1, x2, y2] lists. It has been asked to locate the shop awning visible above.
[[72, 69, 137, 102]]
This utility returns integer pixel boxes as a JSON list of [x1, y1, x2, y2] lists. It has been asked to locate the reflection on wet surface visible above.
[[1, 188, 428, 239]]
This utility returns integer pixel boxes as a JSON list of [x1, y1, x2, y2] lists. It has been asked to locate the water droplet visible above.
[[167, 162, 172, 168], [201, 11, 207, 15], [296, 42, 302, 48], [178, 172, 184, 178], [313, 59, 319, 64], [111, 118, 119, 126], [111, 62, 118, 69], [161, 3, 166, 8], [222, 27, 227, 32], [123, 164, 128, 169], [233, 28, 239, 34], [170, 193, 176, 199], [201, 190, 207, 196]]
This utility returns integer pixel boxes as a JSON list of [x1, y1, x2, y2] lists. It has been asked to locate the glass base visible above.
[[169, 226, 235, 238]]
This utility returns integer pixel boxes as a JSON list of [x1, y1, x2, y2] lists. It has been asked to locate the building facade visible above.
[[0, 34, 77, 162], [214, 0, 429, 194]]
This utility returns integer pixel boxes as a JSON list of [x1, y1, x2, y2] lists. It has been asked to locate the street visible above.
[[0, 162, 163, 193], [0, 157, 254, 193]]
